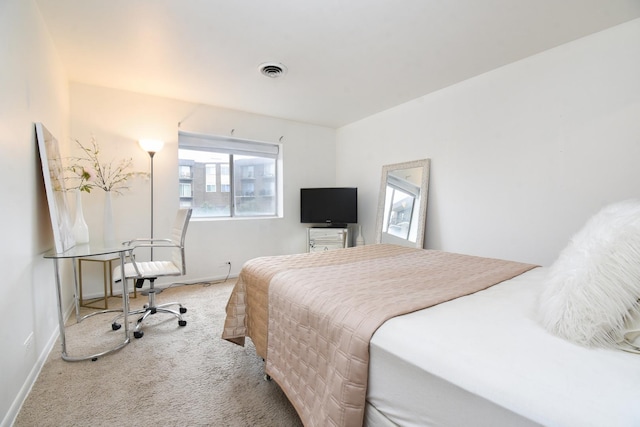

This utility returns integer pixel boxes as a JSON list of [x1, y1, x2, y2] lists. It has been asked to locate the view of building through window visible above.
[[178, 148, 277, 218]]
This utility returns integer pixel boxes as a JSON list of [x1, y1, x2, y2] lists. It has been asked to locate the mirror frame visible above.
[[374, 158, 430, 248]]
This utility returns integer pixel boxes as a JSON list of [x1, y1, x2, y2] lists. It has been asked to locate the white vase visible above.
[[72, 189, 90, 244], [103, 191, 116, 245]]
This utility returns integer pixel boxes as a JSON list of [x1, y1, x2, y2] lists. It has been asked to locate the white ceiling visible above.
[[35, 0, 640, 128]]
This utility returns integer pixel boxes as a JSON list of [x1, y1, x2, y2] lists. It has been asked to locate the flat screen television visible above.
[[300, 187, 358, 226]]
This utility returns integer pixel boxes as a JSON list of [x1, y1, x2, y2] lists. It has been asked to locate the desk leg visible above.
[[52, 258, 69, 359], [120, 251, 130, 340], [72, 258, 81, 323], [56, 253, 131, 362]]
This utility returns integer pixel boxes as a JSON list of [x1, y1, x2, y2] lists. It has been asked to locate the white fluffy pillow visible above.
[[538, 200, 640, 348]]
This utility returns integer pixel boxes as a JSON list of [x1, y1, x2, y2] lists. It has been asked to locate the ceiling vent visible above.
[[258, 62, 287, 78]]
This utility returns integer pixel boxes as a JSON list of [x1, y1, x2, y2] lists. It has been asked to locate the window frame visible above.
[[178, 130, 282, 219]]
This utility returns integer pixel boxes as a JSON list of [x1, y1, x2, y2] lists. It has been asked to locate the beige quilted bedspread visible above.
[[222, 244, 537, 426], [222, 244, 414, 358]]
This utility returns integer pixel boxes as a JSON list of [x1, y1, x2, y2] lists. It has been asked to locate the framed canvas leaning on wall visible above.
[[36, 122, 75, 253]]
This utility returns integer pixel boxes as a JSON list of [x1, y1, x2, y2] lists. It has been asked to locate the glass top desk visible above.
[[44, 242, 132, 362]]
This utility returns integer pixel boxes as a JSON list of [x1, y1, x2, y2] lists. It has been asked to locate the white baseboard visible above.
[[1, 325, 60, 427]]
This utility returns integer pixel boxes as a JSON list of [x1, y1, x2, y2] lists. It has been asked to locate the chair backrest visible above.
[[171, 208, 192, 275]]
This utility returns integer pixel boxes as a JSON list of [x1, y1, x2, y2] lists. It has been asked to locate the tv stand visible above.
[[307, 226, 352, 252]]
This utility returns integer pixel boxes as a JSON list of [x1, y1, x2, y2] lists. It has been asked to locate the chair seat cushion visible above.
[[113, 261, 181, 282]]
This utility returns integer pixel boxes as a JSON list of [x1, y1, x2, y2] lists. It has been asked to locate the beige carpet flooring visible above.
[[14, 279, 302, 427]]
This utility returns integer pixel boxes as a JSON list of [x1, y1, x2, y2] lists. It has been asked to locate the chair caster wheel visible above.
[[134, 331, 144, 339], [264, 374, 272, 381], [178, 320, 187, 327], [112, 323, 121, 331], [180, 307, 187, 314]]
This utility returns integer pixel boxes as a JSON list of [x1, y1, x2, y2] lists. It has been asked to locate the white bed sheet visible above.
[[367, 267, 640, 427]]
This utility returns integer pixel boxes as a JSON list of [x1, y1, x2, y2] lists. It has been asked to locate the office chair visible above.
[[112, 208, 192, 339]]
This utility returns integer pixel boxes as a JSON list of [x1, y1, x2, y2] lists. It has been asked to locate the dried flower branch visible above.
[[65, 164, 96, 193], [66, 136, 147, 194]]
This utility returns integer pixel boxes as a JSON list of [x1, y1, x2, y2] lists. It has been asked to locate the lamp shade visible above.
[[139, 139, 165, 153]]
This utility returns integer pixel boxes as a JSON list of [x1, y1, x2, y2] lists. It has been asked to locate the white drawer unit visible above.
[[307, 227, 352, 252]]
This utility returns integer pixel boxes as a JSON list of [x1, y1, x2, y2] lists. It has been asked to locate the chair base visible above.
[[130, 302, 187, 338], [111, 285, 187, 338]]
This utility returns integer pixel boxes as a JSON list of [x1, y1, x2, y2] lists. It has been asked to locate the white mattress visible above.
[[367, 267, 640, 427]]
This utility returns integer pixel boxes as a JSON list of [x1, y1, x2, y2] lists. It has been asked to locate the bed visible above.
[[366, 265, 640, 427], [222, 203, 640, 427]]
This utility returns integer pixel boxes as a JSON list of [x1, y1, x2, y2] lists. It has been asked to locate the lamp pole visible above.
[[139, 139, 165, 261], [148, 150, 156, 260]]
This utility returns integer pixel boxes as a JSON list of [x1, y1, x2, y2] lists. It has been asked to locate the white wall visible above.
[[70, 83, 337, 291], [337, 19, 640, 266], [0, 0, 69, 425]]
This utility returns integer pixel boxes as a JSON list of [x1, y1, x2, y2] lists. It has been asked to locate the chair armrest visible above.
[[117, 239, 179, 279], [123, 238, 176, 246], [122, 238, 144, 246]]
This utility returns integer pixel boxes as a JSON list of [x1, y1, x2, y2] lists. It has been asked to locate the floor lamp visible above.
[[139, 139, 164, 261]]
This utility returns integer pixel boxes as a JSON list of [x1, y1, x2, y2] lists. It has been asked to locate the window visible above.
[[180, 182, 192, 198], [178, 131, 281, 218], [220, 164, 230, 193], [205, 164, 216, 192], [179, 165, 192, 179]]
